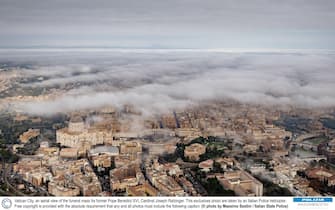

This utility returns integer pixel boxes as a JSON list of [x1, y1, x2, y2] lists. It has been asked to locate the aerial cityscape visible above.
[[0, 0, 335, 199], [0, 50, 335, 197]]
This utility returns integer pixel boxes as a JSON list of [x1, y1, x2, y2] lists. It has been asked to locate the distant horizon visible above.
[[1, 47, 335, 53]]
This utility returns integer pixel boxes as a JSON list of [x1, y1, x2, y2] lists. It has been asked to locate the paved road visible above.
[[2, 161, 26, 196], [0, 154, 21, 196]]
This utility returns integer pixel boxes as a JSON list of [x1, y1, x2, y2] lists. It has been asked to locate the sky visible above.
[[0, 0, 335, 49]]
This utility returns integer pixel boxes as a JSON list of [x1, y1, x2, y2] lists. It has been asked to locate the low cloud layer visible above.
[[1, 50, 335, 115]]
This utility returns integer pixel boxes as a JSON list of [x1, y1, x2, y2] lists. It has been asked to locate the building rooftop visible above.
[[89, 145, 119, 156], [70, 116, 84, 123]]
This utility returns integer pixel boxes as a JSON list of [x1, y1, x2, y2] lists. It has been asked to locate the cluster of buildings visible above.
[[306, 167, 335, 187], [13, 144, 102, 196], [216, 170, 263, 196], [184, 143, 206, 161], [110, 164, 144, 192], [9, 102, 335, 197], [140, 103, 293, 158], [12, 115, 155, 196], [318, 139, 335, 164], [88, 145, 119, 168], [56, 116, 113, 154], [127, 182, 159, 196], [13, 158, 52, 187], [48, 159, 102, 196], [9, 110, 286, 197], [145, 159, 186, 196]]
